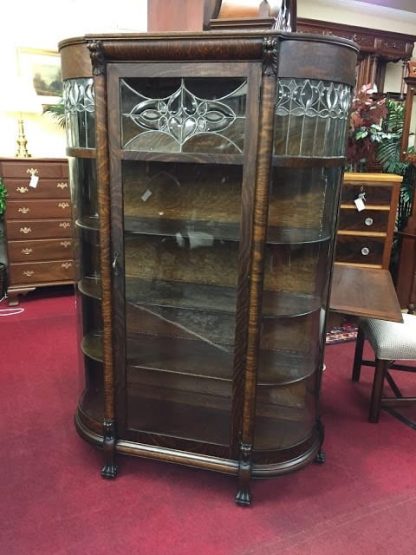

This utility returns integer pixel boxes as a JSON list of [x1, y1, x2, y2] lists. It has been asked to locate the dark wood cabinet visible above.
[[0, 158, 75, 305], [60, 30, 357, 504]]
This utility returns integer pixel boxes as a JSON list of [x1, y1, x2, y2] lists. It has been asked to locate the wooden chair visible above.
[[352, 308, 416, 422]]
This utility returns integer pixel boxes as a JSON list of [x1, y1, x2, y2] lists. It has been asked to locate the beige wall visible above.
[[0, 0, 147, 158]]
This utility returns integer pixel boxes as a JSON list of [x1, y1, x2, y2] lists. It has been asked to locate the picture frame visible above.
[[16, 48, 62, 105]]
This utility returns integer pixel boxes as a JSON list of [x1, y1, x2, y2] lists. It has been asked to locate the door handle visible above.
[[112, 251, 120, 276]]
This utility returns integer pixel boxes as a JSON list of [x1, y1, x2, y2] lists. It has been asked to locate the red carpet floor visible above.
[[1, 288, 416, 555]]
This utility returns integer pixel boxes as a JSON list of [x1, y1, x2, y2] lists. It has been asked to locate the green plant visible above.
[[0, 176, 7, 245], [43, 99, 66, 128], [0, 177, 7, 218], [376, 98, 408, 175], [375, 98, 415, 231]]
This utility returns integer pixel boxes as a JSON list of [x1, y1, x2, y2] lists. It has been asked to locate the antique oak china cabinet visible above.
[[59, 29, 357, 504]]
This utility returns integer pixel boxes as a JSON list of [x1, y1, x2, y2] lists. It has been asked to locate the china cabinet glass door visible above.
[[108, 64, 259, 450]]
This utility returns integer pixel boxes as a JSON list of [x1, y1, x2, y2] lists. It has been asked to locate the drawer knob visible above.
[[21, 248, 33, 255], [26, 168, 38, 177], [16, 186, 29, 194], [59, 222, 71, 229], [58, 202, 70, 209], [61, 262, 72, 269], [18, 207, 30, 214], [19, 227, 32, 234], [364, 217, 374, 226], [57, 182, 68, 190], [60, 241, 71, 248], [23, 270, 34, 277], [361, 247, 370, 256]]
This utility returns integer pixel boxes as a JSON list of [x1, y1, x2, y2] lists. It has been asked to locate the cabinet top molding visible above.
[[59, 31, 358, 84]]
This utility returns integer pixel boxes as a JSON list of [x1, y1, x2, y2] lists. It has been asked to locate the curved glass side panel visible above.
[[63, 78, 95, 148], [67, 151, 101, 428], [68, 157, 101, 296], [274, 79, 352, 157], [255, 166, 343, 450]]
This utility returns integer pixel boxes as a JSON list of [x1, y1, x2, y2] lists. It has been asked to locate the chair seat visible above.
[[362, 313, 416, 360]]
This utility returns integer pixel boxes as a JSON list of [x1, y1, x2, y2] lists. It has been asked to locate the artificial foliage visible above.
[[43, 100, 66, 128], [347, 83, 388, 169], [0, 177, 7, 217]]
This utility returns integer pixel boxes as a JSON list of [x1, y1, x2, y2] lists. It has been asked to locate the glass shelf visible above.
[[125, 216, 331, 246], [76, 217, 100, 231], [126, 394, 231, 447], [78, 277, 102, 300], [127, 333, 233, 379], [81, 332, 103, 362], [125, 277, 321, 319]]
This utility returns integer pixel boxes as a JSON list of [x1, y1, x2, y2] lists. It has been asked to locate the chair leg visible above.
[[352, 327, 365, 382], [369, 359, 389, 423]]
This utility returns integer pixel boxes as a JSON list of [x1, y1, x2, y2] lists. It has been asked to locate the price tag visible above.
[[354, 191, 366, 212], [29, 175, 39, 188], [141, 189, 152, 202], [354, 197, 365, 211]]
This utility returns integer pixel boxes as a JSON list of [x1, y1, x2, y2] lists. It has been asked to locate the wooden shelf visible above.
[[127, 334, 233, 379], [125, 390, 312, 450], [254, 413, 312, 451], [81, 325, 316, 384], [126, 278, 321, 318], [127, 394, 231, 446], [127, 334, 316, 385]]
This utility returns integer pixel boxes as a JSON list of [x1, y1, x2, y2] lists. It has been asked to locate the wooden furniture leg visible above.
[[369, 359, 390, 423]]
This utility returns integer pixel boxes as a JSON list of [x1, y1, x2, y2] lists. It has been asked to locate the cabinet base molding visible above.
[[75, 411, 321, 480]]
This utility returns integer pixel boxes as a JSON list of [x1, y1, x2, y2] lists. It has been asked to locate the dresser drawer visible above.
[[338, 209, 389, 232], [0, 160, 67, 178], [8, 239, 74, 262], [7, 199, 72, 219], [341, 184, 392, 206], [9, 260, 74, 285], [335, 235, 385, 266], [6, 219, 73, 240], [5, 178, 70, 199]]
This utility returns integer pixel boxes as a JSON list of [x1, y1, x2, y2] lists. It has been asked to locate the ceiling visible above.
[[351, 0, 416, 13]]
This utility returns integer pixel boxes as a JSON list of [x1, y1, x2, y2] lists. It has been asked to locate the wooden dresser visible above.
[[0, 158, 75, 305], [335, 172, 402, 270]]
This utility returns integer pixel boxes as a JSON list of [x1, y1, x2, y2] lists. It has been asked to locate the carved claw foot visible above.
[[315, 450, 326, 464], [101, 462, 118, 479], [235, 488, 252, 506]]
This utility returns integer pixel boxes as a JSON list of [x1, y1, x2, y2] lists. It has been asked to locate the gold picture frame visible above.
[[16, 47, 62, 105]]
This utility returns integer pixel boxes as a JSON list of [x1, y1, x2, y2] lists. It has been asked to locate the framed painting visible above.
[[16, 48, 62, 104]]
